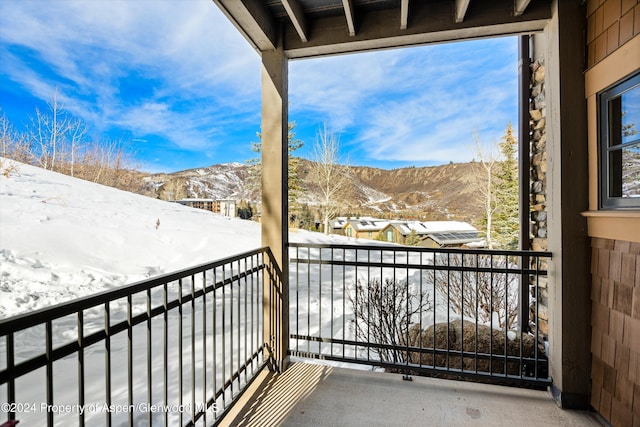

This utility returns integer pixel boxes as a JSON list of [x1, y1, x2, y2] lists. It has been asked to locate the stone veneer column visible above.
[[529, 56, 549, 343]]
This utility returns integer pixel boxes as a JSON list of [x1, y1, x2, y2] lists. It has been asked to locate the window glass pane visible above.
[[609, 96, 623, 148], [609, 143, 640, 198], [599, 71, 640, 209], [621, 85, 640, 145]]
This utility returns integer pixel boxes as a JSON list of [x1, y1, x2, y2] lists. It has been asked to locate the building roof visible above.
[[346, 218, 389, 232], [426, 231, 483, 246], [385, 220, 478, 236], [176, 198, 215, 202], [331, 217, 349, 229]]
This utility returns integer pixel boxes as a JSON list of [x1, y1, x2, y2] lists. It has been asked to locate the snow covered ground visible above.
[[0, 159, 388, 425], [1, 159, 522, 425], [0, 158, 359, 319]]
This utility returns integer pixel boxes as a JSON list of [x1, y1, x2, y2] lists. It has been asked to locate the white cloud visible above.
[[0, 0, 261, 161], [1, 0, 520, 169], [290, 37, 518, 164]]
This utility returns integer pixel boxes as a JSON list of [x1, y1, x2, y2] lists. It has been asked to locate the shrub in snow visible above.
[[349, 278, 432, 364], [404, 320, 547, 377], [0, 159, 20, 178]]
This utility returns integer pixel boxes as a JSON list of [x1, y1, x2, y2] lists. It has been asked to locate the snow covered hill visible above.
[[0, 159, 351, 319]]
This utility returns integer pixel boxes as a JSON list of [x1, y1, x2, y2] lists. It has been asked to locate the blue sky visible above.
[[0, 0, 519, 173]]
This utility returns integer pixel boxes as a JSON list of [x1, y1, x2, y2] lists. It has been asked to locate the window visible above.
[[599, 71, 640, 209]]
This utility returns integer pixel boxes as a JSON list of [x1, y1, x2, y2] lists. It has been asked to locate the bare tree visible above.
[[349, 278, 432, 363], [28, 90, 64, 170], [67, 118, 87, 177], [474, 133, 500, 249], [78, 138, 139, 191], [0, 109, 29, 163], [307, 125, 352, 234], [160, 178, 188, 201], [473, 125, 521, 250], [1, 98, 144, 193], [0, 109, 11, 158], [25, 89, 89, 174]]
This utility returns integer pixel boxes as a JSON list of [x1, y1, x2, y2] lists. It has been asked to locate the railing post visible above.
[[518, 34, 532, 334]]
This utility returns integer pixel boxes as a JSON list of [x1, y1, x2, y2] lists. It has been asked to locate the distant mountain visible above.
[[144, 162, 255, 201], [144, 159, 485, 226], [333, 161, 484, 223]]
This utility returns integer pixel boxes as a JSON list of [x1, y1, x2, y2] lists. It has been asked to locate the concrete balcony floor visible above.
[[223, 362, 602, 427]]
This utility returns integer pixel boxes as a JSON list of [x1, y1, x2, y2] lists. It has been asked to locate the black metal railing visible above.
[[0, 247, 279, 426], [289, 243, 551, 387]]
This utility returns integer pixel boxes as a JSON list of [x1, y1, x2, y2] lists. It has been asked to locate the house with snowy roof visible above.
[[381, 220, 484, 248], [329, 217, 349, 235], [343, 217, 389, 239]]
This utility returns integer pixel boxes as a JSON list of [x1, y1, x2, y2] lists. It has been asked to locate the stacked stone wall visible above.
[[528, 57, 549, 341]]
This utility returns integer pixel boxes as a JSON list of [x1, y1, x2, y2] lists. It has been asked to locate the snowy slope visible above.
[[0, 159, 355, 319]]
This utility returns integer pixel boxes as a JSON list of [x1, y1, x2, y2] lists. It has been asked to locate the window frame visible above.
[[598, 71, 640, 210]]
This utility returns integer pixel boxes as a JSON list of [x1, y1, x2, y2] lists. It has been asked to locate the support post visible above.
[[544, 0, 590, 408], [261, 33, 289, 372]]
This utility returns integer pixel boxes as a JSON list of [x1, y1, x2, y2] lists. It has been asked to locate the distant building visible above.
[[219, 199, 237, 217], [343, 217, 389, 239], [176, 198, 215, 211], [380, 220, 484, 248], [421, 231, 484, 248], [329, 217, 349, 235], [380, 220, 430, 244], [175, 198, 237, 218], [329, 216, 483, 247]]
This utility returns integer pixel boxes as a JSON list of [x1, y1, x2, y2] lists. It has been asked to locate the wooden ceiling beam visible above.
[[514, 0, 533, 16], [213, 0, 277, 51], [282, 1, 551, 59], [281, 0, 309, 42], [400, 0, 409, 30], [455, 0, 472, 23], [342, 0, 357, 36]]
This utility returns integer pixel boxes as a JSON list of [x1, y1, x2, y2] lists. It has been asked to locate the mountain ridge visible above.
[[144, 159, 485, 226]]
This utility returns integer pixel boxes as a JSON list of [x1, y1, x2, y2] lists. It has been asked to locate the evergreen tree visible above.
[[298, 203, 315, 230], [404, 229, 422, 246], [492, 123, 520, 249], [237, 199, 253, 219], [247, 122, 304, 205]]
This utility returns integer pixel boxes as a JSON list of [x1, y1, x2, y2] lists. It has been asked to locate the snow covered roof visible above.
[[385, 220, 478, 236], [176, 198, 215, 202], [331, 217, 349, 229], [386, 220, 430, 235], [346, 218, 389, 231], [421, 221, 478, 233], [427, 231, 482, 246], [176, 198, 236, 203]]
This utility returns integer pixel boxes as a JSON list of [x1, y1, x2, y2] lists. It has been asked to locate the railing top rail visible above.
[[288, 242, 552, 258], [0, 246, 270, 334]]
